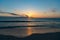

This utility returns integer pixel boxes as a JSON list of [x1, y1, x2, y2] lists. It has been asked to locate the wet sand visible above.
[[0, 27, 60, 37]]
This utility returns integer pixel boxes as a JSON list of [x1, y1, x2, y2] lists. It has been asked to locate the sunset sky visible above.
[[0, 0, 60, 18]]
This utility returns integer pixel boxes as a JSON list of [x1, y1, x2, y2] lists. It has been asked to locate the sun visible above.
[[14, 9, 38, 18], [24, 10, 35, 18], [25, 13, 32, 18]]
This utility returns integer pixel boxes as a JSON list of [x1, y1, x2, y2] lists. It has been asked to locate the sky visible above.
[[0, 0, 60, 18]]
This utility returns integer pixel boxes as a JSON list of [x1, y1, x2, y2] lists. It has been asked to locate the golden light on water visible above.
[[27, 18, 32, 35], [27, 27, 32, 35]]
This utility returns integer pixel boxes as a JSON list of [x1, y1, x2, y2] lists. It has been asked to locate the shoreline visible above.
[[0, 27, 60, 37]]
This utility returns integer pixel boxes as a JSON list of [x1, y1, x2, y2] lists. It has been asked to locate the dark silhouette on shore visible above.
[[0, 32, 60, 40]]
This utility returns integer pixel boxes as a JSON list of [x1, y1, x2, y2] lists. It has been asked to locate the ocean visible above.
[[0, 17, 60, 28], [0, 17, 60, 37]]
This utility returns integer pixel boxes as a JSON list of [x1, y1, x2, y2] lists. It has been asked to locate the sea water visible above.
[[0, 17, 60, 28], [0, 17, 60, 37]]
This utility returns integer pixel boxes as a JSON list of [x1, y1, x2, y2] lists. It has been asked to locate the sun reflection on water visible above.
[[27, 18, 32, 36], [27, 27, 32, 35]]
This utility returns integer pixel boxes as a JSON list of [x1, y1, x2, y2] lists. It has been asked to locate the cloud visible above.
[[0, 12, 21, 17]]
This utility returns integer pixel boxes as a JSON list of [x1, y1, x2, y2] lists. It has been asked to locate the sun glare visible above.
[[24, 10, 36, 18], [14, 9, 41, 18], [25, 13, 32, 18]]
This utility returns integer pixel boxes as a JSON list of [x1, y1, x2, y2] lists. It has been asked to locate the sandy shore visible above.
[[0, 27, 60, 37]]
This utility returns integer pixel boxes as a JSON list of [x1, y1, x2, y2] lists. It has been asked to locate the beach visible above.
[[0, 27, 60, 37]]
